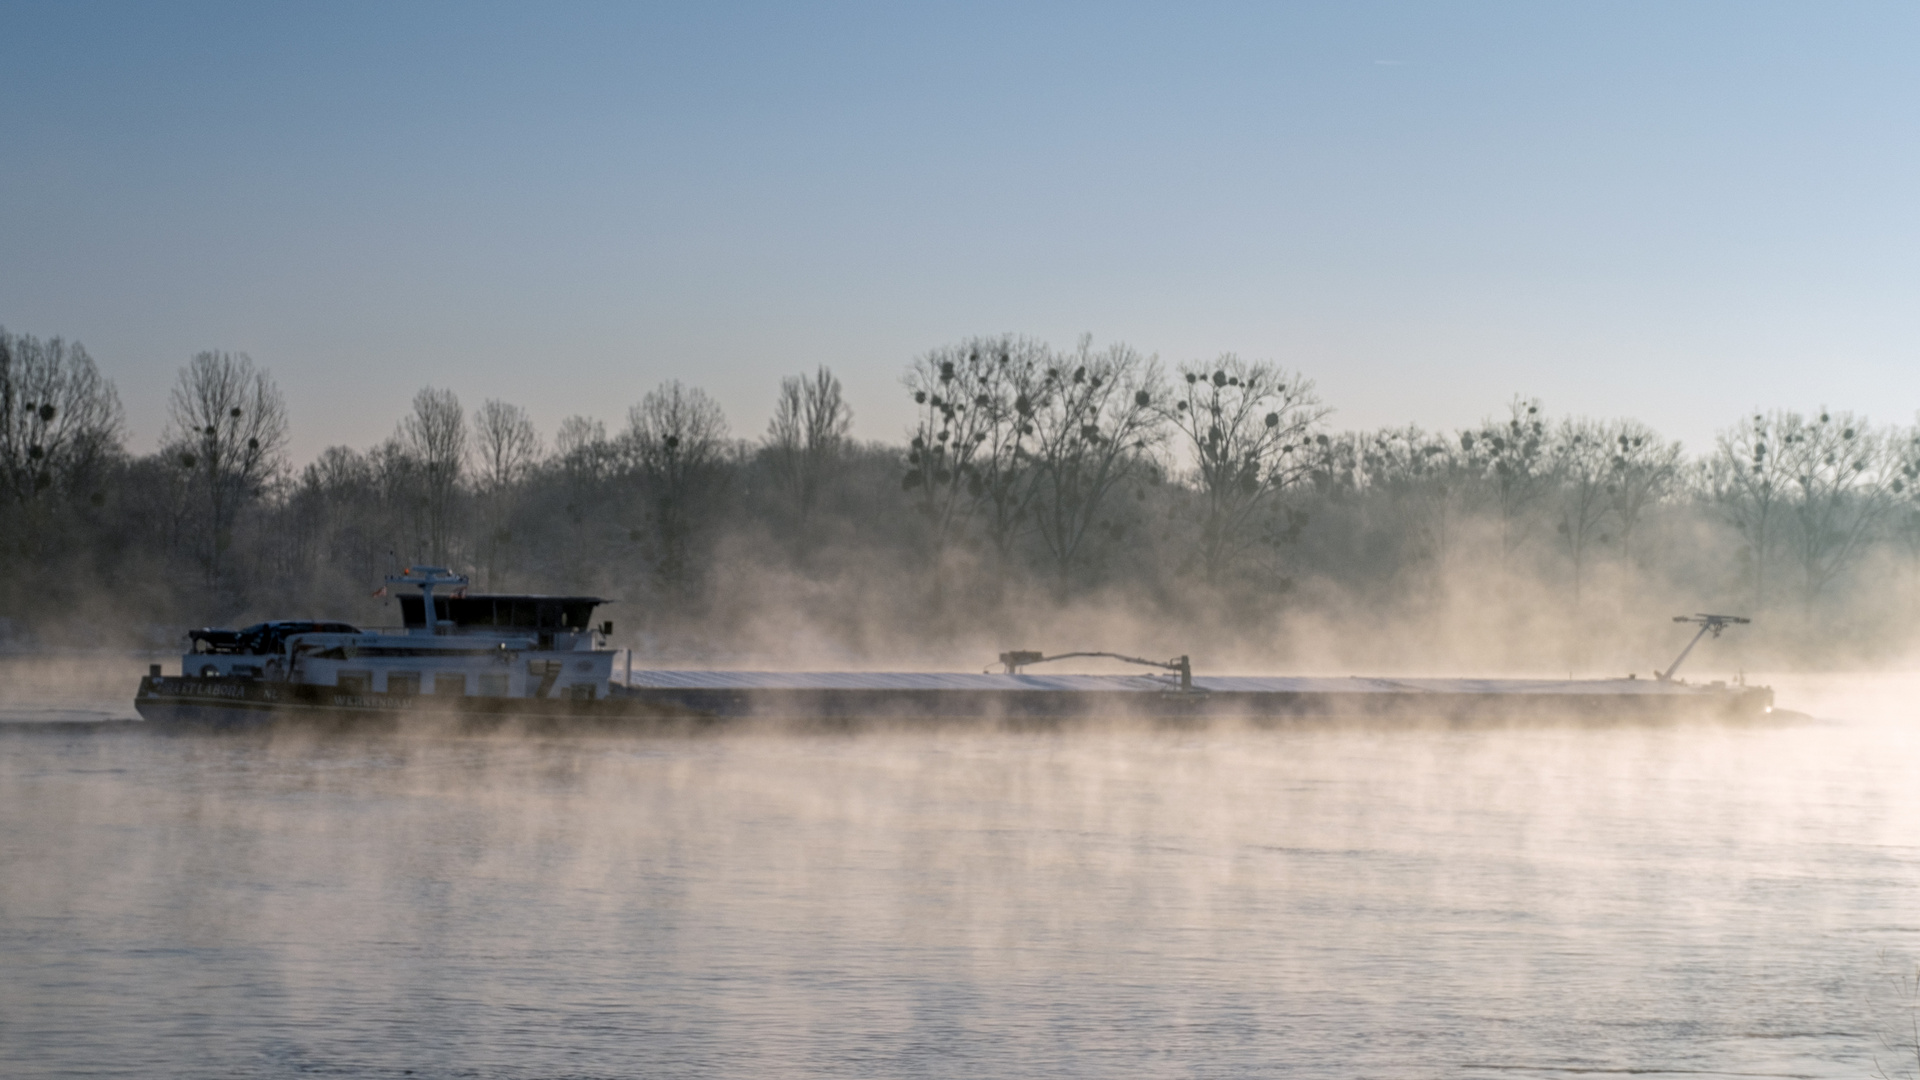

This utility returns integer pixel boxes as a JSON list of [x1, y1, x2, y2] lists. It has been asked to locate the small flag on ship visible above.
[[371, 586, 387, 597]]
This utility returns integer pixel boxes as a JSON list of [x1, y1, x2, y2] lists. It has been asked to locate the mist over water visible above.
[[4, 670, 1919, 1078]]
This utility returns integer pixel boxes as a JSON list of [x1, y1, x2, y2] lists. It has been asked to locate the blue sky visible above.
[[3, 2, 1917, 462]]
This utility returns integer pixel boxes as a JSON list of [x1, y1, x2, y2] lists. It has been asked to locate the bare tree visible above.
[[1461, 398, 1552, 563], [554, 415, 614, 480], [765, 366, 852, 532], [1773, 409, 1893, 614], [472, 398, 538, 586], [899, 336, 1053, 570], [1550, 419, 1614, 609], [1027, 337, 1166, 592], [1163, 354, 1326, 583], [0, 330, 124, 510], [473, 399, 539, 493], [624, 382, 730, 588], [276, 447, 357, 592], [894, 335, 1069, 617], [0, 330, 125, 620], [1710, 413, 1787, 611], [394, 387, 467, 565], [0, 328, 125, 622], [900, 341, 1005, 563], [1358, 425, 1471, 587], [962, 338, 1056, 569], [162, 351, 288, 590], [1889, 423, 1920, 597], [538, 414, 615, 585], [277, 445, 380, 590], [1603, 420, 1682, 568]]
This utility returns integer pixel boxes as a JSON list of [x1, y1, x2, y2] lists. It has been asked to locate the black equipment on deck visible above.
[[996, 650, 1194, 692]]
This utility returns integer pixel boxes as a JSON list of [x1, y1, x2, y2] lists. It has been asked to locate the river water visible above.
[[4, 661, 1919, 1078]]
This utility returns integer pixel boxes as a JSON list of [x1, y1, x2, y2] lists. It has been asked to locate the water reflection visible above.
[[2, 674, 1917, 1078]]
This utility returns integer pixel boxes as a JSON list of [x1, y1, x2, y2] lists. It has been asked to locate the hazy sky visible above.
[[3, 2, 1917, 464]]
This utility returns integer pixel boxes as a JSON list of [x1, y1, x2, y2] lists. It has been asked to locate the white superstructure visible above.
[[179, 567, 616, 700]]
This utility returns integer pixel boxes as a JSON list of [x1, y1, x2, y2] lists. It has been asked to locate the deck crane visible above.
[[1658, 614, 1750, 682]]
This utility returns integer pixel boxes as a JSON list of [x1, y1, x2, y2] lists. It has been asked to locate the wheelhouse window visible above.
[[476, 673, 510, 697], [386, 672, 420, 695], [399, 594, 605, 632], [337, 671, 371, 694], [433, 673, 467, 697]]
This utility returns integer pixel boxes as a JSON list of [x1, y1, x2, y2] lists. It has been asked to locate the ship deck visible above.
[[619, 669, 1731, 696], [134, 670, 1775, 729]]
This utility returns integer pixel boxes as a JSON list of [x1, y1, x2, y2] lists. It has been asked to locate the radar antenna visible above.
[[1658, 614, 1749, 682], [994, 650, 1193, 692]]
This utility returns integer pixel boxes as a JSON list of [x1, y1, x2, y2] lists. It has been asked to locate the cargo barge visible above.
[[134, 569, 1773, 728]]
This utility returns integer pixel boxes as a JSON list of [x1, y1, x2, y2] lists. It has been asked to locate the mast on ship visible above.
[[386, 566, 469, 636]]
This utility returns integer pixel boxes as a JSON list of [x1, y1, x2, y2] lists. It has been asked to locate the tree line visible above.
[[5, 323, 1917, 668]]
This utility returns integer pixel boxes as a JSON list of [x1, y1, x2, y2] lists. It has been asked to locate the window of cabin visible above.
[[386, 672, 420, 696], [337, 671, 371, 694], [565, 683, 596, 701], [476, 673, 510, 697], [434, 673, 467, 697]]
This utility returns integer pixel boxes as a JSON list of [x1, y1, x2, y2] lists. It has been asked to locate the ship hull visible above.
[[133, 676, 711, 731], [621, 684, 1773, 726], [135, 675, 1775, 730]]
